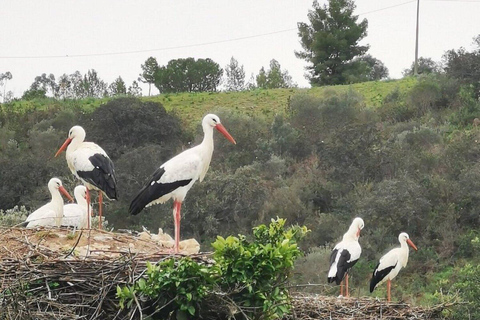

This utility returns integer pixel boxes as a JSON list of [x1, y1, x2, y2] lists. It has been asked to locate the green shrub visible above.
[[117, 218, 308, 319], [451, 263, 480, 319]]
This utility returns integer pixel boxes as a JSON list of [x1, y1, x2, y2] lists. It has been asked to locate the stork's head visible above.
[[55, 126, 86, 157], [203, 114, 236, 144], [347, 217, 364, 239], [399, 232, 418, 251], [73, 185, 88, 203], [48, 177, 74, 202]]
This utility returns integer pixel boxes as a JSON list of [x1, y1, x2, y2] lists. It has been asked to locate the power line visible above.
[[0, 0, 453, 60]]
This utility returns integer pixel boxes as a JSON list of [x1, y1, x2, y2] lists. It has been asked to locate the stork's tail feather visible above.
[[104, 184, 118, 200], [129, 189, 149, 216]]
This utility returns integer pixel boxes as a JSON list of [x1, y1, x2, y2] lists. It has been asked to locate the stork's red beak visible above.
[[59, 186, 74, 203], [407, 238, 418, 251], [215, 124, 236, 145], [55, 137, 72, 157], [356, 227, 361, 238]]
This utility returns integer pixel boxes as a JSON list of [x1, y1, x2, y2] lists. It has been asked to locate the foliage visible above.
[[296, 0, 369, 86], [139, 56, 159, 96], [154, 57, 223, 93], [117, 218, 309, 319], [451, 263, 480, 319], [352, 54, 389, 82], [107, 76, 127, 96], [256, 59, 295, 89], [0, 205, 29, 227], [443, 34, 480, 98], [117, 258, 212, 317], [224, 56, 246, 91], [403, 57, 442, 77]]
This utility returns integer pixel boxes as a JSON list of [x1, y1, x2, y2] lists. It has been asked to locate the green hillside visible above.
[[1, 75, 479, 318]]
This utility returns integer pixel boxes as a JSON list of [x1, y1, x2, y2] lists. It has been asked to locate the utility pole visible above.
[[414, 0, 420, 75]]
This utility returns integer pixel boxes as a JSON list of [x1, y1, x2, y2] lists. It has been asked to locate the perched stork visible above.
[[55, 125, 118, 229], [129, 114, 236, 253], [370, 232, 418, 302], [328, 217, 364, 297], [25, 178, 73, 228], [62, 185, 92, 230]]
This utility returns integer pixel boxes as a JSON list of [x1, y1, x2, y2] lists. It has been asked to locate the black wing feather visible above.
[[369, 262, 396, 293], [77, 154, 118, 200], [328, 249, 359, 285], [129, 167, 192, 216]]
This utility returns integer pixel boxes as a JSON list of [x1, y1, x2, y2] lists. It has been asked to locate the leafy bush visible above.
[[117, 218, 308, 319], [451, 263, 480, 319], [0, 205, 29, 227]]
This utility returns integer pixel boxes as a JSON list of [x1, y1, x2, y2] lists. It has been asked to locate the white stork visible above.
[[129, 114, 236, 253], [370, 232, 418, 302], [62, 185, 92, 229], [25, 177, 73, 228], [55, 125, 118, 230], [328, 217, 364, 297]]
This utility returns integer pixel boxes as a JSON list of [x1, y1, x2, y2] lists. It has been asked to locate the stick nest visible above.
[[0, 227, 454, 319]]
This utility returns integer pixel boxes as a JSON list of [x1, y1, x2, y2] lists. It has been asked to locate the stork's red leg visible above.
[[340, 279, 344, 296], [387, 279, 391, 302], [86, 188, 91, 229], [345, 274, 349, 298], [98, 191, 103, 230], [173, 200, 182, 253]]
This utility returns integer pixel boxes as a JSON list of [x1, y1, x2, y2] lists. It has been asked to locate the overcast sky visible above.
[[1, 0, 480, 98]]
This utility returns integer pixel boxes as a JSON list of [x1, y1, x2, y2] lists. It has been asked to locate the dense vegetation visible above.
[[1, 69, 480, 318]]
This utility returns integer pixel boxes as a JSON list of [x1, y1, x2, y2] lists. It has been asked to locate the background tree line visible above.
[[2, 35, 480, 317]]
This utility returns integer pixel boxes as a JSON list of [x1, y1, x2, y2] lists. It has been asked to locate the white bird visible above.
[[62, 185, 92, 229], [370, 232, 418, 302], [327, 217, 364, 297], [55, 125, 118, 230], [129, 114, 236, 253], [25, 178, 73, 228]]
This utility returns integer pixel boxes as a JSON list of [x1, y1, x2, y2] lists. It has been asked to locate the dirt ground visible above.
[[0, 227, 200, 260]]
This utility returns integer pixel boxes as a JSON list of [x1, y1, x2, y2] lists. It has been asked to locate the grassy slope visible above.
[[142, 77, 417, 129], [1, 77, 417, 135]]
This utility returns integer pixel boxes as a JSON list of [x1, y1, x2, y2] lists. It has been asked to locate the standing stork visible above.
[[370, 232, 418, 302], [55, 125, 118, 229], [129, 114, 236, 253], [25, 177, 73, 228], [62, 185, 92, 230], [328, 217, 364, 297]]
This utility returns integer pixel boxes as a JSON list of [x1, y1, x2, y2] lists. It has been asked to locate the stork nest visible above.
[[0, 228, 455, 319]]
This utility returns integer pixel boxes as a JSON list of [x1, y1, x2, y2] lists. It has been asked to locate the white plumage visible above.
[[327, 217, 364, 297], [62, 185, 92, 229], [55, 126, 118, 229], [129, 114, 236, 253], [25, 178, 73, 228], [370, 232, 418, 301]]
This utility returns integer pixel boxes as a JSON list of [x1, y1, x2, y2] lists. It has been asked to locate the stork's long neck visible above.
[[400, 240, 410, 267], [67, 136, 83, 153], [342, 224, 359, 242], [201, 123, 214, 147], [50, 188, 65, 226]]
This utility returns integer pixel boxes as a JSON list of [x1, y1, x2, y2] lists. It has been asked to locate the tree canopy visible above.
[[296, 0, 369, 86], [154, 58, 223, 94]]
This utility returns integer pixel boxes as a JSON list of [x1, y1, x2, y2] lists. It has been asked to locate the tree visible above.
[[224, 57, 246, 91], [139, 57, 159, 96], [80, 69, 108, 98], [256, 59, 294, 89], [108, 76, 127, 96], [30, 73, 58, 97], [443, 35, 480, 97], [353, 54, 389, 81], [0, 72, 12, 103], [403, 57, 441, 77], [296, 0, 369, 86], [128, 80, 142, 97], [154, 58, 223, 93]]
